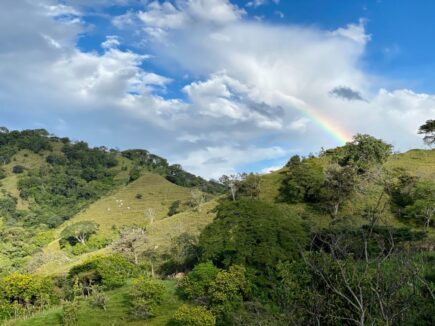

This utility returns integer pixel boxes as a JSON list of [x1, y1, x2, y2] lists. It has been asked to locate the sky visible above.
[[0, 0, 434, 179]]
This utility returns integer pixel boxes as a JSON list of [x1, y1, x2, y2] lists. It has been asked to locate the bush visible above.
[[179, 262, 219, 301], [130, 277, 166, 319], [168, 200, 181, 216], [12, 165, 25, 174], [90, 286, 108, 310], [0, 168, 5, 180], [62, 300, 79, 326], [68, 255, 138, 290], [135, 193, 143, 199], [0, 273, 56, 319], [172, 304, 216, 326]]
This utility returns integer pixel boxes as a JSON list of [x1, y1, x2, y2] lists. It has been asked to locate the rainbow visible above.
[[304, 106, 353, 145]]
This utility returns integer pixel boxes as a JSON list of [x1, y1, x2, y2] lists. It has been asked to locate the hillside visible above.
[[0, 129, 434, 326]]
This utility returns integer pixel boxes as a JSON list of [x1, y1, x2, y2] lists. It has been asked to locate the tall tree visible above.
[[418, 119, 435, 146]]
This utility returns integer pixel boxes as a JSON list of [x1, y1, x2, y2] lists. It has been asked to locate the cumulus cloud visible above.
[[1, 0, 433, 179], [136, 0, 244, 38]]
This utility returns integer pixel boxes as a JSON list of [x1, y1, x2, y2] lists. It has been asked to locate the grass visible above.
[[33, 173, 216, 276], [0, 150, 47, 209], [257, 149, 435, 231], [385, 149, 435, 179], [59, 172, 193, 235], [6, 280, 182, 326]]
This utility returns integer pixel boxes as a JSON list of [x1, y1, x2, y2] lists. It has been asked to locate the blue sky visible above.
[[0, 0, 433, 178]]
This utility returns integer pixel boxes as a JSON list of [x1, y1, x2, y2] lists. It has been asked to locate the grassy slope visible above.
[[259, 149, 435, 230], [7, 280, 182, 326], [0, 150, 47, 209], [33, 173, 217, 276], [6, 150, 434, 325]]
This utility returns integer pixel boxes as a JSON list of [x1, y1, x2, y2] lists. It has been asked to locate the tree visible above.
[[129, 277, 166, 320], [280, 157, 325, 203], [403, 181, 435, 229], [418, 119, 435, 146], [190, 189, 205, 212], [179, 262, 220, 302], [113, 228, 148, 265], [237, 173, 261, 199], [219, 174, 241, 201], [60, 221, 98, 246], [165, 233, 199, 273], [199, 200, 308, 274], [336, 134, 392, 173], [322, 164, 357, 218]]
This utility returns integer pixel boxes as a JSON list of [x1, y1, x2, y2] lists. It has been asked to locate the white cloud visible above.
[[175, 145, 287, 179], [135, 0, 244, 39], [1, 0, 433, 179], [330, 18, 371, 45]]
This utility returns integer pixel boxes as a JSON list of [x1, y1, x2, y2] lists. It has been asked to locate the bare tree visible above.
[[219, 174, 241, 201], [146, 208, 155, 224], [113, 228, 147, 265], [190, 189, 205, 212]]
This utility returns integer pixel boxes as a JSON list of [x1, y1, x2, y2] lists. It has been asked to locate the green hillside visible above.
[[0, 129, 434, 326]]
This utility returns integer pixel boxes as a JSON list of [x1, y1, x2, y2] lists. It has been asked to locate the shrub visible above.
[[62, 300, 79, 326], [0, 273, 56, 319], [12, 165, 25, 174], [130, 277, 166, 319], [135, 193, 143, 199], [172, 304, 216, 326], [129, 166, 141, 182], [168, 200, 181, 216], [0, 168, 5, 180], [90, 286, 108, 310], [68, 255, 138, 290], [179, 262, 219, 301]]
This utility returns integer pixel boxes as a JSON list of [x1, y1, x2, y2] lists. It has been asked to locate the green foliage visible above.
[[391, 174, 435, 228], [0, 273, 56, 320], [402, 181, 435, 228], [16, 137, 120, 229], [172, 304, 216, 326], [168, 200, 181, 216], [0, 167, 6, 179], [311, 225, 426, 259], [90, 286, 108, 310], [333, 134, 393, 172], [129, 166, 141, 182], [62, 300, 79, 326], [122, 150, 224, 194], [160, 233, 199, 274], [68, 255, 138, 290], [60, 221, 99, 246], [321, 164, 357, 218], [207, 265, 248, 318], [129, 277, 166, 319], [280, 156, 325, 203], [418, 119, 435, 145], [199, 199, 308, 271], [179, 262, 219, 301]]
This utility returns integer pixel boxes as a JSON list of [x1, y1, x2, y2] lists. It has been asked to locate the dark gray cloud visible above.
[[329, 86, 366, 101], [203, 157, 228, 165]]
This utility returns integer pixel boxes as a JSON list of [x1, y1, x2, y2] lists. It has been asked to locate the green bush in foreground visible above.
[[130, 277, 166, 320], [172, 304, 216, 326], [68, 254, 138, 291]]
